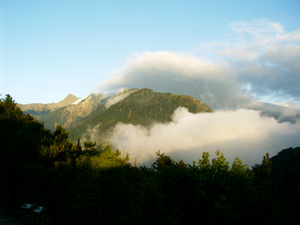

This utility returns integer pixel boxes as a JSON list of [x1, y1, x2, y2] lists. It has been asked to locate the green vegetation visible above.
[[69, 88, 213, 140], [1, 95, 299, 225], [19, 88, 213, 141]]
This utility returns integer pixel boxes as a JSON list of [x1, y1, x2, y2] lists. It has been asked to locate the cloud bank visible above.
[[108, 108, 300, 166], [95, 19, 300, 166], [99, 51, 251, 109]]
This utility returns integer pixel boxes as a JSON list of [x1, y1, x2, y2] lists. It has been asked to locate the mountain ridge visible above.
[[20, 94, 79, 111], [21, 88, 213, 141], [19, 94, 80, 120]]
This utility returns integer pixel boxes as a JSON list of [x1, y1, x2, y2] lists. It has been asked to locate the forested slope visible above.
[[69, 88, 213, 140]]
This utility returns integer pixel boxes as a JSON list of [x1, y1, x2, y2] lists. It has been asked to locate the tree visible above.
[[198, 150, 229, 173], [198, 151, 211, 170], [0, 94, 23, 120], [83, 140, 96, 150], [262, 152, 272, 175], [0, 94, 50, 163], [231, 157, 247, 174], [211, 150, 229, 172], [152, 151, 174, 169], [0, 95, 51, 211]]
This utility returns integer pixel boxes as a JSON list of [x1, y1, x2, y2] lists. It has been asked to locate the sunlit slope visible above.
[[42, 93, 107, 130], [19, 94, 79, 119], [69, 88, 212, 140]]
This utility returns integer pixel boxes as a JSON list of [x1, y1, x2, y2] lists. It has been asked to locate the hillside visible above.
[[20, 88, 213, 141], [69, 88, 212, 141], [19, 94, 80, 120], [42, 93, 107, 130]]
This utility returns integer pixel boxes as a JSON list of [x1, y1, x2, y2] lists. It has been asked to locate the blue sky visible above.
[[1, 0, 300, 104]]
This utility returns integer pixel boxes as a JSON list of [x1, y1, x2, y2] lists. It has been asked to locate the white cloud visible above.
[[108, 108, 300, 166], [248, 101, 300, 124], [236, 45, 300, 101], [218, 48, 259, 61], [105, 88, 137, 108], [98, 51, 252, 109], [276, 28, 300, 43], [230, 19, 285, 36]]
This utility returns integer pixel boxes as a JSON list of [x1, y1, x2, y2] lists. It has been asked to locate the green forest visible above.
[[1, 95, 299, 225]]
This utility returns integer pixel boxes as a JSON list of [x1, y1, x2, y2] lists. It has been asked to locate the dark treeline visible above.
[[0, 95, 299, 225]]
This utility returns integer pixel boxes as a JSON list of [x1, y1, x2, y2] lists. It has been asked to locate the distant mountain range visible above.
[[20, 88, 213, 141]]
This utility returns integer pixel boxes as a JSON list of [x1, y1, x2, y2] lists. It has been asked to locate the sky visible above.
[[1, 0, 300, 104], [1, 0, 300, 165]]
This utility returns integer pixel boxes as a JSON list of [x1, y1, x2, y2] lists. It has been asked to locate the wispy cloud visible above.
[[105, 88, 137, 108], [230, 19, 285, 36]]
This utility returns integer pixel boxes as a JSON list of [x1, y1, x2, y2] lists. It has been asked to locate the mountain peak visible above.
[[63, 94, 79, 103], [19, 94, 80, 113], [53, 94, 80, 108]]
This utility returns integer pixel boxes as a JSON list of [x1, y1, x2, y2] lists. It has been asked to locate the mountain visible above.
[[42, 93, 108, 130], [19, 94, 80, 120], [69, 88, 212, 141], [21, 88, 213, 141]]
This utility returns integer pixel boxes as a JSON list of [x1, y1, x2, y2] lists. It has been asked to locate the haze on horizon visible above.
[[1, 0, 300, 166]]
